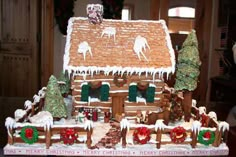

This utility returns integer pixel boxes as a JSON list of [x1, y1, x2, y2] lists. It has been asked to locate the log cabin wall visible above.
[[71, 73, 167, 118]]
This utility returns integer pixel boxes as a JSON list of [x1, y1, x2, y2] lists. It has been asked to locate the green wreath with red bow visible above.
[[113, 74, 127, 87], [170, 126, 187, 143], [60, 128, 78, 145], [20, 126, 39, 144], [133, 127, 151, 144], [198, 130, 215, 145]]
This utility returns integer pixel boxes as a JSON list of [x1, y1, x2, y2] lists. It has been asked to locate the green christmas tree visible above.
[[174, 30, 201, 91], [44, 75, 67, 119], [58, 71, 71, 96], [174, 30, 201, 121]]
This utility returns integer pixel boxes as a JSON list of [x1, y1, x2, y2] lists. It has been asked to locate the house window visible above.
[[168, 7, 195, 34], [81, 82, 110, 102], [121, 5, 133, 20], [129, 82, 156, 103]]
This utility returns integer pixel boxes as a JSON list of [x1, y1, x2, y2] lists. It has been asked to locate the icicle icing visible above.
[[120, 118, 130, 131], [5, 117, 16, 138], [24, 100, 32, 110], [155, 119, 166, 131], [191, 120, 201, 134], [208, 111, 217, 121], [219, 121, 229, 132], [84, 120, 94, 130]]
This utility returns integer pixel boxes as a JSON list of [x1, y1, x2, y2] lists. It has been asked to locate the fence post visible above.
[[212, 128, 222, 147], [191, 130, 198, 148], [7, 128, 14, 145], [156, 129, 162, 148], [86, 128, 93, 148], [121, 128, 127, 148], [45, 128, 51, 149]]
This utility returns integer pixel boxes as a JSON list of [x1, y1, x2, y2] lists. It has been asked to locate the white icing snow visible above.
[[198, 106, 206, 115], [14, 109, 26, 121], [129, 82, 137, 86], [88, 97, 100, 106], [38, 87, 46, 98], [84, 120, 93, 131], [191, 121, 201, 134], [5, 117, 16, 138], [33, 94, 40, 104], [155, 119, 166, 131], [120, 118, 130, 131], [101, 27, 116, 41], [208, 111, 217, 121], [24, 100, 32, 110], [78, 41, 92, 60], [133, 35, 150, 61], [102, 82, 110, 87], [149, 83, 156, 88], [136, 97, 147, 105], [192, 99, 197, 107], [218, 121, 229, 132], [80, 82, 88, 87], [28, 111, 53, 131]]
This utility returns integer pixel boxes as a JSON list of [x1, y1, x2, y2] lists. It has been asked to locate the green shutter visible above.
[[129, 85, 137, 102], [146, 86, 155, 103], [81, 84, 89, 102], [100, 84, 110, 101]]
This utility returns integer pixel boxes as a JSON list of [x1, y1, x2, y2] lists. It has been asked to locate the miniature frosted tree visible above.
[[44, 75, 67, 119], [58, 71, 71, 97], [174, 30, 201, 121]]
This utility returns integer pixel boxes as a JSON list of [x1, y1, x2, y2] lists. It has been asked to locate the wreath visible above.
[[60, 128, 78, 145], [198, 130, 215, 146], [133, 127, 151, 144], [170, 126, 187, 143], [113, 74, 127, 87], [20, 126, 39, 144]]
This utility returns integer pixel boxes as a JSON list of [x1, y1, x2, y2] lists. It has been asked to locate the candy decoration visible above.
[[133, 127, 151, 144], [170, 126, 187, 143], [60, 128, 78, 145], [198, 130, 215, 146], [20, 126, 38, 144]]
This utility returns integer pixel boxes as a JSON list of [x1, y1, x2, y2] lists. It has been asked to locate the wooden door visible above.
[[0, 0, 39, 97], [111, 93, 127, 118]]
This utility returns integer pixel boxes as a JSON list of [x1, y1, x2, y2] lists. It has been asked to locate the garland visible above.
[[113, 74, 127, 87], [133, 127, 151, 144], [170, 126, 187, 143], [198, 130, 215, 146], [60, 128, 78, 145], [20, 126, 38, 144]]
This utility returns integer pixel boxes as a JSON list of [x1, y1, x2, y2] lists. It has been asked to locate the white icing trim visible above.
[[191, 120, 201, 134], [84, 120, 93, 131], [120, 118, 130, 131], [155, 119, 166, 131], [219, 121, 229, 132], [24, 100, 32, 110], [5, 117, 16, 138]]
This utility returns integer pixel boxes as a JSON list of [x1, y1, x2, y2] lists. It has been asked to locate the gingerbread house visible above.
[[64, 17, 176, 123]]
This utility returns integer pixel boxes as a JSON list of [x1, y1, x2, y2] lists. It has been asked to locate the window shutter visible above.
[[81, 84, 89, 102], [129, 85, 137, 102], [146, 86, 155, 103], [100, 84, 110, 101]]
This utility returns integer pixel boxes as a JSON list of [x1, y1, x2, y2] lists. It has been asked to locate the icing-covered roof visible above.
[[64, 17, 175, 78]]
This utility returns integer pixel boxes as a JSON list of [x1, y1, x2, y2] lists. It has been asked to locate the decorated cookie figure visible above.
[[174, 30, 201, 122], [44, 75, 67, 120]]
